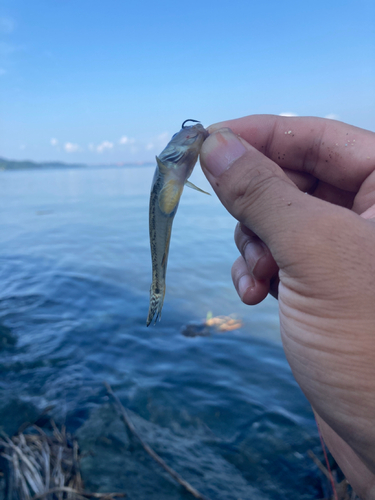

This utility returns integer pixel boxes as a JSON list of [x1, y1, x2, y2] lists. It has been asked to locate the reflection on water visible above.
[[0, 166, 326, 499]]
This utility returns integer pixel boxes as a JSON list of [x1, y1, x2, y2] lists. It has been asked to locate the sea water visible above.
[[0, 165, 328, 499]]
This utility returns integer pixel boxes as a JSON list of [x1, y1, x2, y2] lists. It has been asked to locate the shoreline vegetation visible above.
[[0, 158, 154, 171], [0, 157, 87, 171], [0, 385, 360, 500]]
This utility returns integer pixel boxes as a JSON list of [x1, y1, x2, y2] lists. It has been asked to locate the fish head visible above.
[[159, 121, 209, 176], [171, 121, 209, 147]]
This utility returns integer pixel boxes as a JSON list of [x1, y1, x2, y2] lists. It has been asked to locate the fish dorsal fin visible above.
[[156, 156, 169, 174], [185, 180, 211, 195], [159, 179, 183, 215]]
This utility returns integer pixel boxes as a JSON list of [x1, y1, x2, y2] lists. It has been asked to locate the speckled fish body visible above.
[[147, 121, 209, 326]]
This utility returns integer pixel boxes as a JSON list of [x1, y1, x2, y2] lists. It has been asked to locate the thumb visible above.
[[200, 128, 348, 269]]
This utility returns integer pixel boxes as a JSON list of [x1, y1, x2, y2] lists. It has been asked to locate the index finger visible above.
[[208, 115, 375, 193]]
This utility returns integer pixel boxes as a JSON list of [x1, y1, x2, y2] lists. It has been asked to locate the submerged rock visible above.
[[76, 403, 268, 500]]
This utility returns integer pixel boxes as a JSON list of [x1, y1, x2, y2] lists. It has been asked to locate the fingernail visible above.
[[201, 129, 249, 178], [238, 274, 255, 300], [244, 241, 266, 274]]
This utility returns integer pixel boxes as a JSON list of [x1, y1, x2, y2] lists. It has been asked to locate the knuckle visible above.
[[234, 222, 260, 256]]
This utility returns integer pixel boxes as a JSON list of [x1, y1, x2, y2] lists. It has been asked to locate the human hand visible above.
[[200, 115, 375, 498]]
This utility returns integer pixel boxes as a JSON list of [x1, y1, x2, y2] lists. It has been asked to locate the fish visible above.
[[147, 120, 209, 326]]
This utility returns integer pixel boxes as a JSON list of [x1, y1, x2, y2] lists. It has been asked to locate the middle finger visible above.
[[234, 223, 279, 281]]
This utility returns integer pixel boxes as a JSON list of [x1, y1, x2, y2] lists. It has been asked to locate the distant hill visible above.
[[0, 157, 87, 171]]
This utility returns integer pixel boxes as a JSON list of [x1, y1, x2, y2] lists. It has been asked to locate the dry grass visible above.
[[0, 412, 362, 500], [0, 421, 125, 500], [308, 450, 361, 500]]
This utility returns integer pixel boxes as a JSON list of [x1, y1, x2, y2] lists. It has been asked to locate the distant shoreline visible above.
[[0, 158, 155, 171]]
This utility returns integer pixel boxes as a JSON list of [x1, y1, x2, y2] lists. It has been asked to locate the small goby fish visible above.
[[147, 120, 209, 326]]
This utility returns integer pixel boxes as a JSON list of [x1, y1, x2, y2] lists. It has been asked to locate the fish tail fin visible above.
[[146, 286, 165, 327]]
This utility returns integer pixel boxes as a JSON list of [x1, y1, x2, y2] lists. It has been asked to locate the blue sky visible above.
[[1, 0, 374, 163]]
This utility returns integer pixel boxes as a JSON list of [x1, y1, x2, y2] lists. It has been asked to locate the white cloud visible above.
[[64, 142, 80, 153], [119, 135, 135, 145], [146, 143, 154, 151], [50, 138, 58, 146], [325, 113, 340, 120], [97, 141, 113, 153], [0, 17, 15, 34], [279, 112, 298, 117]]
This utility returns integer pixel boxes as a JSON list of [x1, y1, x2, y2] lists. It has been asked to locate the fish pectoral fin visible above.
[[158, 179, 183, 215], [156, 156, 169, 174], [185, 180, 211, 195]]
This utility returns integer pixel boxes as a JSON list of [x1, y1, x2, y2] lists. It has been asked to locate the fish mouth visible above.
[[181, 120, 209, 140], [190, 127, 208, 143], [181, 127, 208, 146], [188, 124, 209, 142]]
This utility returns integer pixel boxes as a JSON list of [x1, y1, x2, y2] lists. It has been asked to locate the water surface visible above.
[[0, 166, 326, 499]]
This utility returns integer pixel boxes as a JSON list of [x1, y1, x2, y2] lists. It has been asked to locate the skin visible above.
[[199, 115, 375, 499]]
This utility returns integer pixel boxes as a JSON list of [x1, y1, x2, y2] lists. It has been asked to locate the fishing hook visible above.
[[181, 119, 200, 129]]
